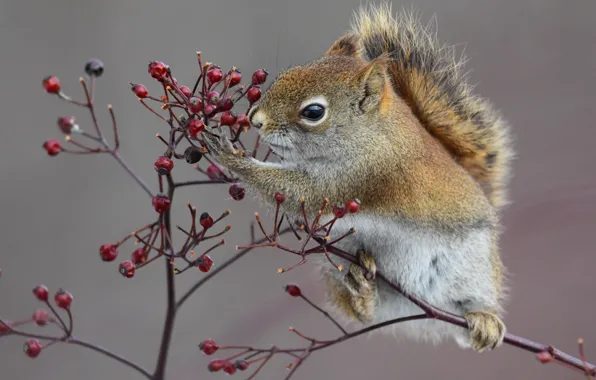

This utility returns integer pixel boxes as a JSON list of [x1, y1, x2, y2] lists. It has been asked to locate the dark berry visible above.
[[346, 199, 360, 213], [199, 339, 219, 355], [24, 339, 42, 358], [208, 359, 226, 372], [42, 76, 61, 94], [131, 84, 148, 98], [228, 70, 242, 87], [188, 97, 203, 114], [234, 360, 249, 371], [187, 119, 205, 137], [119, 260, 136, 278], [179, 85, 192, 98], [184, 146, 203, 164], [32, 285, 49, 302], [131, 248, 148, 265], [54, 289, 73, 310], [84, 58, 104, 77], [206, 163, 225, 181], [57, 116, 80, 135], [197, 255, 213, 273], [154, 156, 174, 174], [252, 69, 268, 85], [207, 67, 223, 85], [148, 61, 168, 80], [32, 309, 49, 326], [207, 91, 220, 105], [247, 87, 261, 103], [229, 184, 245, 201], [152, 194, 171, 213], [285, 284, 301, 297], [43, 139, 62, 157], [199, 213, 214, 229], [332, 204, 347, 219], [217, 97, 233, 112], [223, 361, 237, 375], [274, 192, 285, 204], [99, 244, 119, 262], [220, 111, 237, 126]]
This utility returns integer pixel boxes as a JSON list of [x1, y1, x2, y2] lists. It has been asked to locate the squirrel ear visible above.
[[325, 33, 361, 57], [356, 55, 390, 112]]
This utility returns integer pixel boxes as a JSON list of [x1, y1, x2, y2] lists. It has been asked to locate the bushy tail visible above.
[[351, 3, 513, 210]]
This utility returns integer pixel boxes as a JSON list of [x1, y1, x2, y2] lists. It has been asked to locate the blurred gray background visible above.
[[1, 0, 596, 379]]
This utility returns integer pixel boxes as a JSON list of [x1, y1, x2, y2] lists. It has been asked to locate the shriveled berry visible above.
[[184, 146, 203, 164], [206, 163, 226, 181], [54, 289, 73, 310], [229, 184, 245, 201], [119, 260, 136, 278], [99, 244, 118, 262], [0, 320, 12, 333], [199, 339, 219, 355], [197, 255, 213, 273], [32, 285, 49, 302], [32, 309, 49, 326], [208, 359, 226, 372], [247, 87, 261, 103], [42, 76, 61, 93], [217, 97, 233, 112], [234, 360, 249, 371], [252, 69, 268, 85], [223, 361, 237, 375], [130, 248, 148, 264], [152, 194, 171, 213], [187, 119, 205, 137], [285, 284, 301, 297], [332, 204, 347, 219], [57, 116, 80, 135], [220, 111, 237, 126], [228, 70, 242, 87], [131, 84, 148, 98], [84, 58, 104, 77], [346, 199, 360, 213], [207, 67, 223, 85], [188, 97, 203, 114], [148, 61, 168, 80], [179, 85, 192, 98], [274, 192, 286, 203], [154, 156, 174, 174], [207, 91, 220, 105], [24, 339, 42, 358], [199, 212, 214, 229], [43, 139, 62, 156]]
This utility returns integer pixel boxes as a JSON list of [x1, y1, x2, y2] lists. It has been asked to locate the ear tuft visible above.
[[356, 55, 390, 112], [325, 33, 361, 57]]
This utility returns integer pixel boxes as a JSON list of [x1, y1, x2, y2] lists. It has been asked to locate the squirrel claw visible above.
[[338, 250, 378, 323], [464, 311, 506, 353]]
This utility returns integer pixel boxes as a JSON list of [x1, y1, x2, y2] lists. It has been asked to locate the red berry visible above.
[[42, 76, 61, 94], [207, 91, 220, 105], [217, 97, 233, 112], [199, 339, 219, 355], [42, 139, 62, 157], [234, 360, 249, 371], [197, 255, 214, 273], [154, 156, 174, 174], [229, 184, 245, 201], [207, 67, 223, 85], [57, 116, 80, 135], [54, 289, 73, 310], [228, 70, 242, 87], [119, 260, 136, 278], [252, 69, 268, 85], [187, 119, 205, 137], [208, 359, 226, 372], [199, 213, 214, 229], [274, 192, 286, 203], [285, 284, 302, 297], [148, 61, 168, 80], [188, 97, 203, 114], [223, 361, 237, 375], [24, 339, 42, 358], [32, 285, 49, 302], [99, 244, 119, 262], [346, 199, 360, 213], [247, 87, 261, 103], [179, 85, 192, 98], [220, 111, 237, 127], [152, 194, 171, 213], [32, 309, 49, 326], [131, 84, 148, 98], [206, 163, 226, 181], [204, 104, 215, 116], [0, 320, 12, 333], [236, 113, 250, 129], [332, 204, 347, 219], [131, 248, 148, 264]]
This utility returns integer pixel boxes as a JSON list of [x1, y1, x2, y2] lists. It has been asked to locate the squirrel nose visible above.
[[248, 107, 264, 129]]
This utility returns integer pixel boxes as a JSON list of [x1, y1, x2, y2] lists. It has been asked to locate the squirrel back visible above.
[[327, 4, 513, 211]]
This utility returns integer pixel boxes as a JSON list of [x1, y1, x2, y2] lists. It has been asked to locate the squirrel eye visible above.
[[299, 104, 325, 122]]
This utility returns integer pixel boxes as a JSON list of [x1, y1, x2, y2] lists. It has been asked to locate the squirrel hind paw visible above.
[[464, 311, 506, 353]]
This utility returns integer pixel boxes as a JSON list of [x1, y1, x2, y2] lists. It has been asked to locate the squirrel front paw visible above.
[[202, 132, 243, 167], [464, 311, 506, 353]]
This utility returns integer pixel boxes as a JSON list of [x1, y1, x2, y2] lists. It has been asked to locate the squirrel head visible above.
[[247, 53, 397, 163]]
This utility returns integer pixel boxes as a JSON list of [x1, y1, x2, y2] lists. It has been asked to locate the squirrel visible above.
[[203, 2, 513, 353]]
